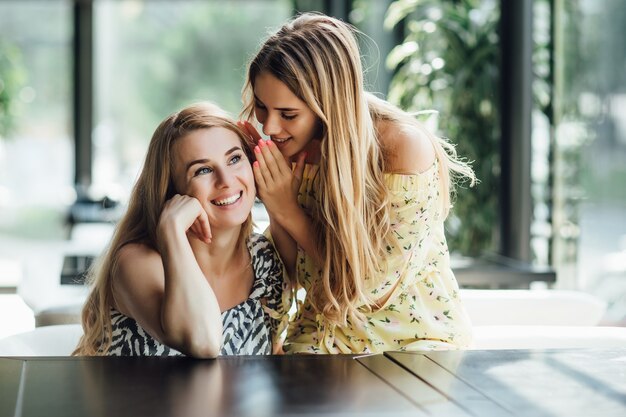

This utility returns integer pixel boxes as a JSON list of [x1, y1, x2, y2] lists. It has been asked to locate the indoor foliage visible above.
[[385, 0, 500, 256]]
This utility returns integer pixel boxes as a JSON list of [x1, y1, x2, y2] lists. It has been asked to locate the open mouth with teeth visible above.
[[211, 191, 243, 206], [271, 137, 291, 144]]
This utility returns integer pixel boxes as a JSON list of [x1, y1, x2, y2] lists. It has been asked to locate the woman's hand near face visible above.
[[252, 139, 306, 222], [238, 120, 323, 273], [157, 194, 212, 248], [253, 138, 326, 271], [238, 121, 299, 278], [239, 118, 306, 220]]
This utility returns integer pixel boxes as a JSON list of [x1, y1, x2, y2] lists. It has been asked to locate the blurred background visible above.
[[0, 0, 625, 335]]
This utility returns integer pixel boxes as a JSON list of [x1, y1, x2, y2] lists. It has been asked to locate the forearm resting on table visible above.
[[160, 231, 223, 357]]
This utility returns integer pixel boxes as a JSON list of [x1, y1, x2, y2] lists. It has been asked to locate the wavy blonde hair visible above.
[[73, 102, 255, 355], [242, 13, 474, 326]]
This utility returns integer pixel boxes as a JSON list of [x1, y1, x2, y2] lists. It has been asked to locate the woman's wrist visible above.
[[270, 200, 303, 228], [156, 220, 189, 255]]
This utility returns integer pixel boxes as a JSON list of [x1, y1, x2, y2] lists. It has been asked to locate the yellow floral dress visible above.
[[283, 162, 473, 354]]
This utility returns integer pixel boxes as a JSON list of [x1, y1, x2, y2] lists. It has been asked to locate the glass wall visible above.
[[530, 0, 553, 268], [93, 0, 292, 200], [0, 0, 73, 239], [350, 0, 396, 95], [384, 0, 501, 257], [550, 0, 626, 323], [1, 0, 624, 303], [0, 0, 292, 235]]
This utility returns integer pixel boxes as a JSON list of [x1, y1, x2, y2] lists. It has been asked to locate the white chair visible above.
[[471, 325, 626, 350], [461, 289, 607, 326], [35, 301, 84, 327], [461, 289, 626, 349], [0, 324, 83, 356]]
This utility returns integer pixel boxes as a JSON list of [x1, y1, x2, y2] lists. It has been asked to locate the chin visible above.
[[234, 202, 255, 226], [213, 216, 249, 232]]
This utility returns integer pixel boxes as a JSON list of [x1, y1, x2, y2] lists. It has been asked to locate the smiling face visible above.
[[172, 127, 255, 231], [253, 71, 322, 159]]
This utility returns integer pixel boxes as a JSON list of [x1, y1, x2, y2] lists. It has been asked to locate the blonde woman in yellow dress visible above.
[[239, 12, 476, 354]]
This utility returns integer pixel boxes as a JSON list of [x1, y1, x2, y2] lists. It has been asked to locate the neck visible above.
[[189, 226, 247, 277]]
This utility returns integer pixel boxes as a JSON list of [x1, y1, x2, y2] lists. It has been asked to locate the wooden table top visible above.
[[2, 348, 625, 417]]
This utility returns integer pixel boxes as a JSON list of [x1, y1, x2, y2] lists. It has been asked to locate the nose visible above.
[[214, 168, 235, 189], [262, 112, 282, 137]]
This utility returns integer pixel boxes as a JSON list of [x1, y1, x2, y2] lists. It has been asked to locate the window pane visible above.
[[553, 0, 626, 324], [384, 0, 501, 257], [93, 0, 292, 199], [0, 0, 72, 238], [531, 0, 553, 267], [350, 0, 395, 94]]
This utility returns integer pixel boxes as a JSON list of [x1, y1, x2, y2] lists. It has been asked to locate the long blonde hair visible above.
[[242, 13, 474, 326], [73, 102, 255, 355]]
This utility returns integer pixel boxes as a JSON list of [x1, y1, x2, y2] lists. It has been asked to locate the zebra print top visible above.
[[106, 233, 289, 356]]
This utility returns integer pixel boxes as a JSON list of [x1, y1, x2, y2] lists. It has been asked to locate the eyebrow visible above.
[[254, 95, 298, 112], [185, 146, 242, 172]]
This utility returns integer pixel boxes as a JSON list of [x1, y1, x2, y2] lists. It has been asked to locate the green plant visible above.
[[0, 39, 26, 138], [385, 0, 500, 256]]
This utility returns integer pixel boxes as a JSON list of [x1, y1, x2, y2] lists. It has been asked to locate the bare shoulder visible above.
[[378, 120, 436, 174], [113, 243, 164, 291], [116, 243, 162, 274], [112, 242, 164, 315]]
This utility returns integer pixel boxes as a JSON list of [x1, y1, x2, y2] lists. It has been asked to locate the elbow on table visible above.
[[162, 320, 222, 358], [183, 323, 222, 358], [186, 337, 221, 358]]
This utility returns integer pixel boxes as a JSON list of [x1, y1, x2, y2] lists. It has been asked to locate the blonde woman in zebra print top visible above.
[[73, 103, 291, 358], [107, 233, 287, 356]]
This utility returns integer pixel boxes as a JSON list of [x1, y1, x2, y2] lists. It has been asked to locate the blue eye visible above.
[[194, 167, 212, 176], [229, 154, 243, 164]]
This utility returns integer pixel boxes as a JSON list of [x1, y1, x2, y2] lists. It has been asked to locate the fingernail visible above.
[[253, 161, 260, 168], [258, 139, 265, 147], [254, 146, 261, 153]]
